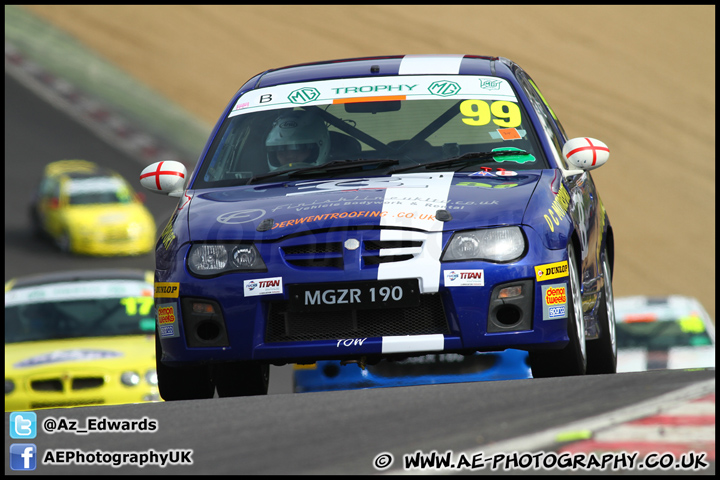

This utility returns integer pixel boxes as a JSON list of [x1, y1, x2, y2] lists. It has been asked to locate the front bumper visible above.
[[156, 233, 572, 367], [5, 374, 159, 411], [68, 230, 155, 256]]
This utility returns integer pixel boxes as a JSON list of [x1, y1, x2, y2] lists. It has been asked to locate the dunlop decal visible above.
[[535, 261, 569, 282], [155, 282, 180, 298]]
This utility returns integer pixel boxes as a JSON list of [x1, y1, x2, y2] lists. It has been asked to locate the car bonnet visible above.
[[5, 336, 155, 373], [184, 171, 542, 241], [63, 203, 152, 226]]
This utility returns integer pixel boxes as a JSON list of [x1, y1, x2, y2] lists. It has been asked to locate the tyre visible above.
[[30, 206, 44, 238], [55, 232, 71, 253], [529, 242, 587, 377], [213, 361, 270, 397], [155, 331, 215, 400], [586, 244, 617, 374]]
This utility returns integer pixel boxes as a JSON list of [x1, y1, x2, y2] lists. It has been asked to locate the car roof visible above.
[[5, 269, 153, 291], [241, 54, 513, 91], [44, 159, 116, 179], [614, 295, 712, 322]]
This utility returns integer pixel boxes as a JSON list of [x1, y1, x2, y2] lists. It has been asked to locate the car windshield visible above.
[[193, 75, 548, 188], [5, 280, 156, 343], [66, 177, 134, 205], [615, 316, 713, 350]]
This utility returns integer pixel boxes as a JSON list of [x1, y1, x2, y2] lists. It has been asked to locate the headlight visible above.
[[126, 222, 145, 237], [188, 243, 267, 276], [442, 227, 525, 262], [145, 369, 158, 386], [120, 371, 141, 387], [76, 225, 95, 237], [5, 379, 15, 395]]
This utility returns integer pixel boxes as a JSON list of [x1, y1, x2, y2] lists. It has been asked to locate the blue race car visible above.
[[293, 350, 532, 393], [140, 54, 616, 400]]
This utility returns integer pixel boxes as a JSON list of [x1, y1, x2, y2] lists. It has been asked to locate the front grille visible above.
[[30, 376, 105, 392], [281, 238, 425, 270], [32, 399, 104, 409], [72, 377, 104, 390], [266, 294, 448, 342], [363, 255, 414, 265], [282, 242, 343, 269], [364, 240, 422, 250], [31, 379, 63, 392], [283, 243, 343, 254], [104, 225, 131, 241], [287, 258, 344, 268]]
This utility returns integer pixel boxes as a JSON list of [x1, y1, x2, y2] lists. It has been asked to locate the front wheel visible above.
[[30, 206, 44, 238], [55, 232, 71, 253], [586, 245, 617, 374], [213, 361, 269, 397], [155, 331, 215, 401], [529, 242, 587, 377]]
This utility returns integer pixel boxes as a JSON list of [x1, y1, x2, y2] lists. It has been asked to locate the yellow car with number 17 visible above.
[[5, 269, 161, 411]]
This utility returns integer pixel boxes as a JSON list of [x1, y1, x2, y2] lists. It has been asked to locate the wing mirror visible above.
[[140, 161, 187, 197], [561, 137, 609, 176]]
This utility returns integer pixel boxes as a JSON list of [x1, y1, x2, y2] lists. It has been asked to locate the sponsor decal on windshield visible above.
[[5, 281, 152, 306], [229, 76, 518, 117]]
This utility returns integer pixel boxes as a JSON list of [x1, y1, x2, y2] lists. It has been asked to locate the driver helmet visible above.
[[266, 110, 330, 170]]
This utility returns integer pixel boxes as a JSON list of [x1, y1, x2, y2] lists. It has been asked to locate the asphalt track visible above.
[[4, 64, 715, 475]]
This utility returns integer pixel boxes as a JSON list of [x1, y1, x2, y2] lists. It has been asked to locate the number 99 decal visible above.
[[460, 100, 521, 128]]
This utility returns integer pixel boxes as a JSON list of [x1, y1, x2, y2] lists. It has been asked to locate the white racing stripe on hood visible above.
[[377, 173, 453, 293], [398, 54, 465, 75], [377, 230, 444, 293], [379, 173, 452, 232]]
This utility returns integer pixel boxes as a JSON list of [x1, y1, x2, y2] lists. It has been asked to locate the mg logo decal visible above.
[[288, 87, 320, 104], [428, 81, 461, 97], [479, 79, 502, 90]]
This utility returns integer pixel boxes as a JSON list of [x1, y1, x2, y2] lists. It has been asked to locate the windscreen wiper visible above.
[[389, 149, 531, 174], [247, 159, 399, 184]]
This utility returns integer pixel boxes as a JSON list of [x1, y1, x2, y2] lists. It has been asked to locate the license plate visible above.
[[287, 279, 420, 312]]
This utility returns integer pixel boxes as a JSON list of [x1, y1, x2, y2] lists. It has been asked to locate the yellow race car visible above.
[[30, 159, 156, 256], [5, 269, 161, 411]]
